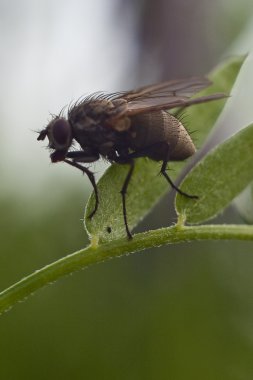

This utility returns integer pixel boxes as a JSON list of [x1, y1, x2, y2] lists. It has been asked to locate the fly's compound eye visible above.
[[50, 118, 72, 150], [38, 117, 73, 162]]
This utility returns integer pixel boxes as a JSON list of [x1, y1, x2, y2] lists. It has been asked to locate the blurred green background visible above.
[[1, 1, 253, 379]]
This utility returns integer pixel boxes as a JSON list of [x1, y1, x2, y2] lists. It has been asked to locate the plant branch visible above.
[[1, 224, 253, 315]]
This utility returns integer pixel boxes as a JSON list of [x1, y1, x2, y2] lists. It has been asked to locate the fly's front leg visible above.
[[64, 150, 100, 219]]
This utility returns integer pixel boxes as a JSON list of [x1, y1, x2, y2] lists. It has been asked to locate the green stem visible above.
[[1, 224, 253, 315]]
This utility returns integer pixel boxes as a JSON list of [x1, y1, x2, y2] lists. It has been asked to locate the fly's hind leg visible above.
[[120, 142, 197, 198], [160, 146, 198, 199]]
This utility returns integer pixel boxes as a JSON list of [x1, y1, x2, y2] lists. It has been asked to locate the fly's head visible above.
[[37, 117, 73, 162]]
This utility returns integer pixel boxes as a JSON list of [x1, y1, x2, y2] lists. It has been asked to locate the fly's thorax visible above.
[[72, 121, 117, 149], [69, 98, 113, 123], [68, 97, 129, 149]]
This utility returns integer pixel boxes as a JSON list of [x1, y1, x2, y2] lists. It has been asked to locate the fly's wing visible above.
[[114, 77, 226, 116]]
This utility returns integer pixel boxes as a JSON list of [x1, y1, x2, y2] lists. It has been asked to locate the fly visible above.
[[38, 77, 226, 239]]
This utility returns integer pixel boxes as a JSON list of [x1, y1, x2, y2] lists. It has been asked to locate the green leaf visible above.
[[85, 158, 164, 243], [85, 56, 246, 243], [184, 55, 247, 146], [175, 123, 253, 224]]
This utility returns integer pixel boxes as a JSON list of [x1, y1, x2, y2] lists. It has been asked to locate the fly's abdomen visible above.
[[129, 111, 195, 161]]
